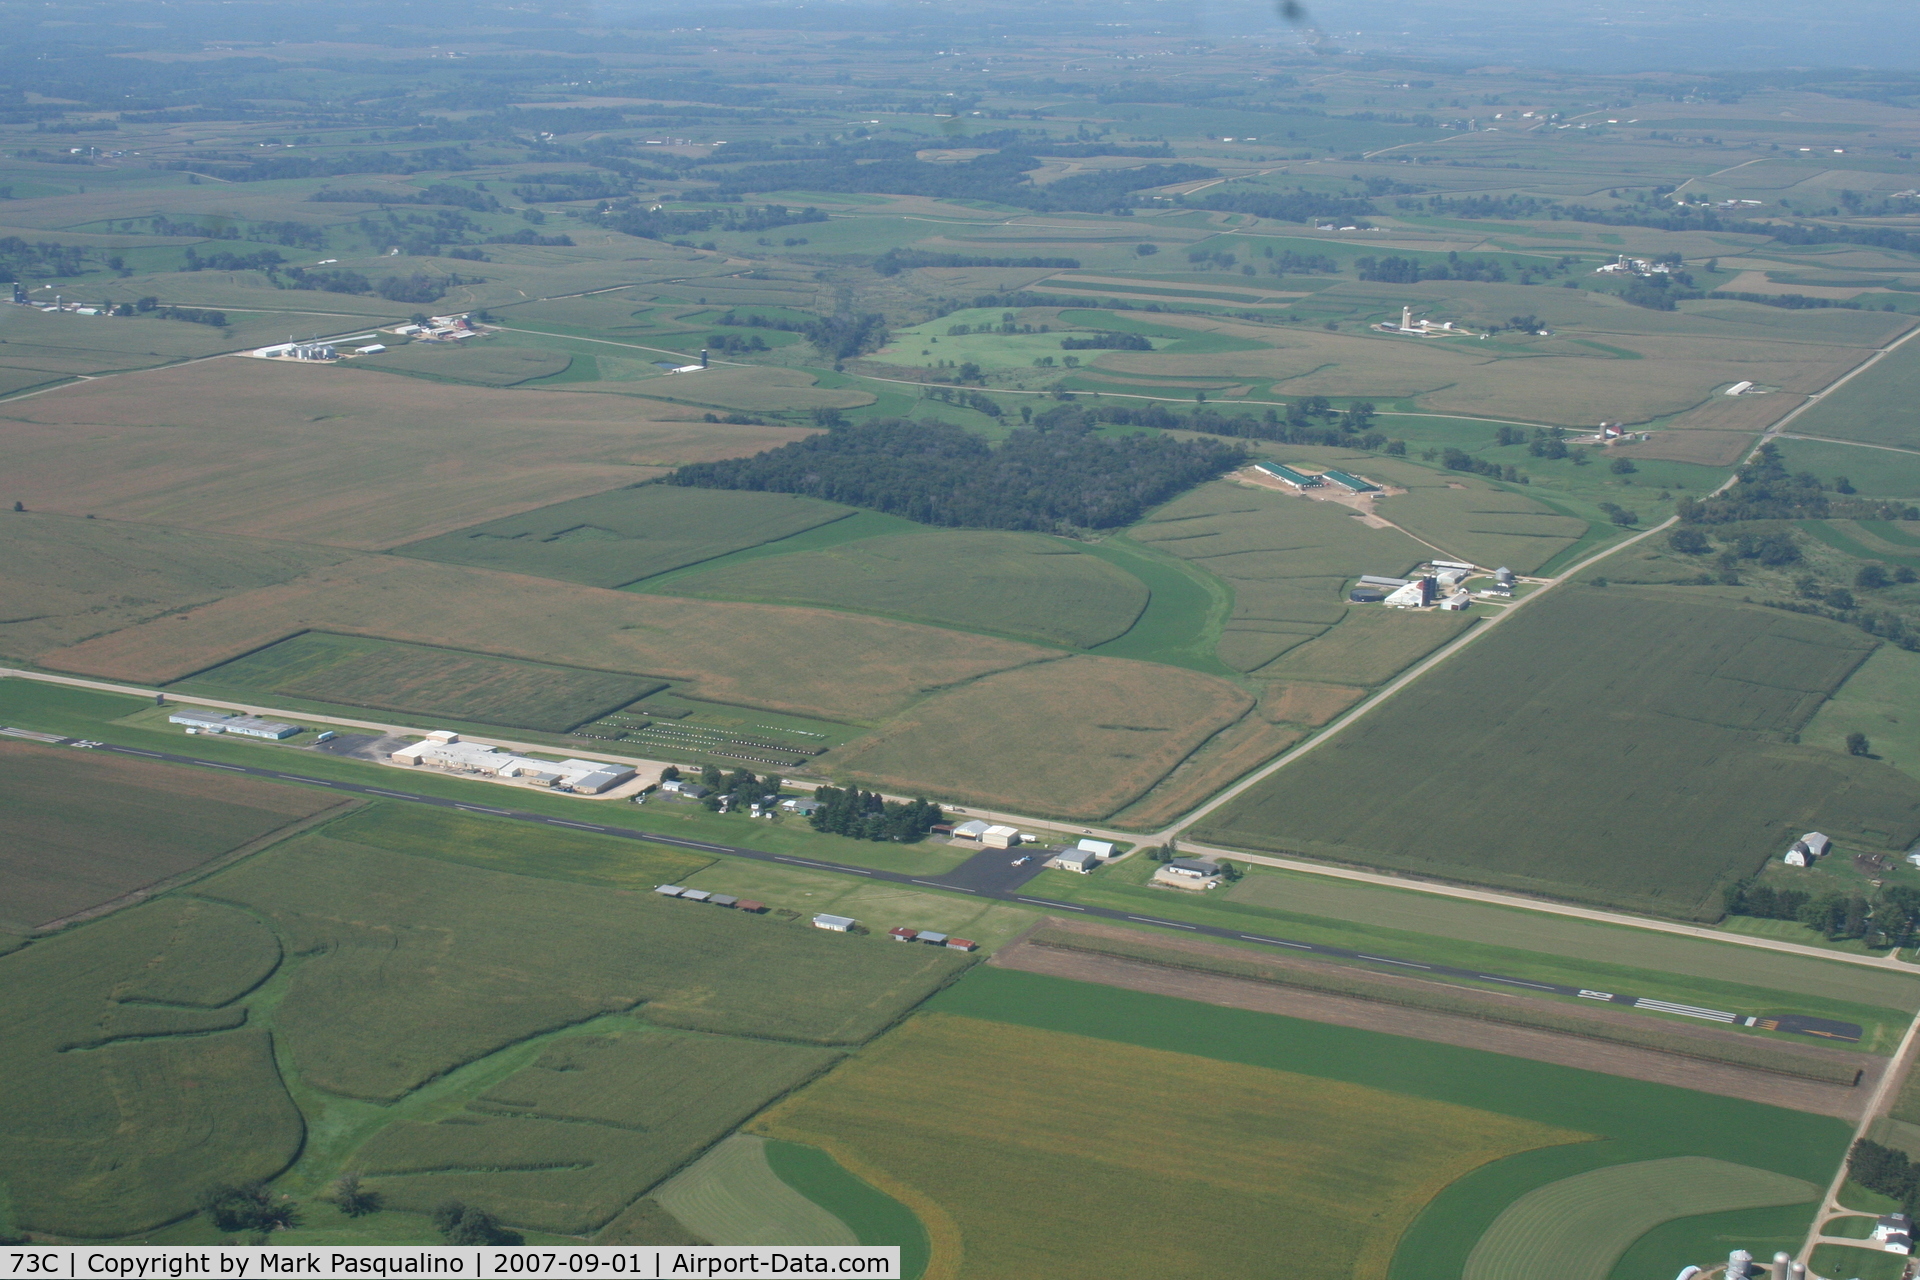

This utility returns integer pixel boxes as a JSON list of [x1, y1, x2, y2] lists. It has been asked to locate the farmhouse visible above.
[[1256, 461, 1322, 489], [1784, 832, 1833, 866], [168, 709, 302, 740], [812, 914, 856, 932]]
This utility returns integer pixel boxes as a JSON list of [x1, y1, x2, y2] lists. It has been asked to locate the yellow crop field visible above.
[[0, 359, 814, 549], [832, 656, 1253, 819], [39, 556, 1057, 724], [752, 1014, 1579, 1280]]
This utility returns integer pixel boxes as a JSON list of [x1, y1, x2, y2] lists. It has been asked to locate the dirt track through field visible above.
[[991, 923, 1877, 1118]]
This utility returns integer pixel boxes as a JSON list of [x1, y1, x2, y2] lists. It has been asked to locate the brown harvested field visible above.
[[0, 741, 343, 931], [0, 359, 816, 550], [831, 656, 1253, 820], [38, 556, 1057, 724], [1665, 394, 1807, 433], [1108, 717, 1303, 830], [1263, 681, 1368, 726], [991, 925, 1873, 1119], [1615, 430, 1760, 467]]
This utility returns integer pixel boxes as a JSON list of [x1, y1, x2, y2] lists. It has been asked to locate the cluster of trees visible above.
[[1059, 332, 1152, 350], [873, 249, 1080, 275], [668, 417, 1245, 532], [129, 297, 226, 326], [921, 385, 1005, 418], [1027, 398, 1388, 451], [1553, 202, 1920, 258], [1264, 248, 1340, 274], [433, 1200, 522, 1245], [182, 247, 284, 272], [806, 786, 945, 842], [309, 182, 500, 212], [1678, 444, 1920, 524], [1356, 252, 1512, 284], [276, 266, 470, 305], [1728, 880, 1920, 949], [1397, 194, 1553, 220], [1183, 187, 1374, 224], [707, 332, 771, 354], [605, 203, 826, 242], [0, 236, 87, 280], [1848, 1140, 1920, 1211], [710, 150, 1215, 214], [1706, 290, 1872, 311], [200, 1183, 297, 1236], [803, 312, 889, 361], [169, 147, 474, 183], [715, 311, 805, 333], [1440, 448, 1528, 484], [682, 765, 785, 812], [484, 228, 574, 246]]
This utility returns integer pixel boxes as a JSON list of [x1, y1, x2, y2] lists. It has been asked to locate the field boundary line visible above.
[[1757, 320, 1920, 448]]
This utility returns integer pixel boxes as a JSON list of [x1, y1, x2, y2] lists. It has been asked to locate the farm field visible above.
[[665, 529, 1150, 649], [0, 359, 812, 549], [752, 1011, 1580, 1280], [800, 968, 1852, 1280], [0, 513, 352, 661], [1784, 334, 1920, 448], [0, 814, 972, 1238], [1772, 437, 1920, 499], [177, 631, 665, 733], [1196, 586, 1920, 919], [832, 655, 1253, 820], [0, 739, 340, 931], [37, 555, 1059, 724], [1805, 644, 1920, 785], [350, 340, 571, 386], [397, 486, 850, 588], [356, 1028, 841, 1234], [653, 1135, 858, 1247]]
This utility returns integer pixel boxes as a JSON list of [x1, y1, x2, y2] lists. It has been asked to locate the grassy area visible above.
[[1607, 1204, 1817, 1280], [754, 1011, 1578, 1280], [667, 529, 1149, 649], [1031, 860, 1913, 1049], [397, 486, 851, 589], [1805, 643, 1920, 785], [1773, 438, 1920, 499], [1027, 928, 1868, 1081], [1809, 1244, 1912, 1280], [177, 631, 664, 734], [1197, 586, 1919, 921], [1080, 533, 1237, 675], [353, 340, 571, 386], [0, 738, 338, 931]]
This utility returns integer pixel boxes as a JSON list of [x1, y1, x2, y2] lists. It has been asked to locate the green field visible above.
[[1786, 336, 1920, 449], [667, 529, 1149, 649], [0, 739, 339, 931], [1809, 1244, 1912, 1280], [178, 631, 665, 733], [1197, 586, 1920, 919], [353, 341, 572, 387], [397, 486, 852, 588], [654, 1135, 858, 1247], [765, 1139, 932, 1278], [322, 802, 715, 891], [754, 1009, 1579, 1280], [885, 968, 1852, 1280], [1805, 643, 1920, 785], [356, 1029, 841, 1234], [1773, 438, 1920, 499]]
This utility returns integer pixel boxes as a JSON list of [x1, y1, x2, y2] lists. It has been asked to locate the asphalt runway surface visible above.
[[61, 735, 1863, 1044]]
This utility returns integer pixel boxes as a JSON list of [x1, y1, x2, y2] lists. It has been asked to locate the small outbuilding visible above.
[[736, 900, 767, 913], [917, 931, 949, 946], [1050, 849, 1100, 874], [681, 889, 712, 903], [655, 884, 687, 897], [1785, 832, 1832, 866], [812, 914, 856, 932], [709, 895, 739, 908], [1163, 857, 1220, 879], [947, 938, 977, 952], [888, 926, 921, 942]]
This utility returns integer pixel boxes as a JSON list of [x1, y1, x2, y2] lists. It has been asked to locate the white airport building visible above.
[[169, 708, 302, 739], [389, 731, 635, 793]]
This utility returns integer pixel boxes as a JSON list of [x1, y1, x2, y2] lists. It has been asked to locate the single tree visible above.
[[433, 1201, 522, 1246], [1857, 564, 1892, 590], [1609, 457, 1637, 474], [1848, 732, 1872, 757], [1668, 528, 1710, 555], [329, 1172, 382, 1218], [10, 501, 21, 513], [1898, 566, 1919, 584]]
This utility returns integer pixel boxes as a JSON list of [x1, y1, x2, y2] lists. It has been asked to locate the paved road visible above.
[[36, 732, 1863, 1045]]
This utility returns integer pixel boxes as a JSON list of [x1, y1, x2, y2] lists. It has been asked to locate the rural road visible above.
[[13, 729, 1868, 1046]]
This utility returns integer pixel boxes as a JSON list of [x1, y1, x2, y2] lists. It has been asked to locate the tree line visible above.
[[1728, 879, 1920, 948], [874, 249, 1082, 275], [668, 417, 1246, 532], [1679, 443, 1920, 524]]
